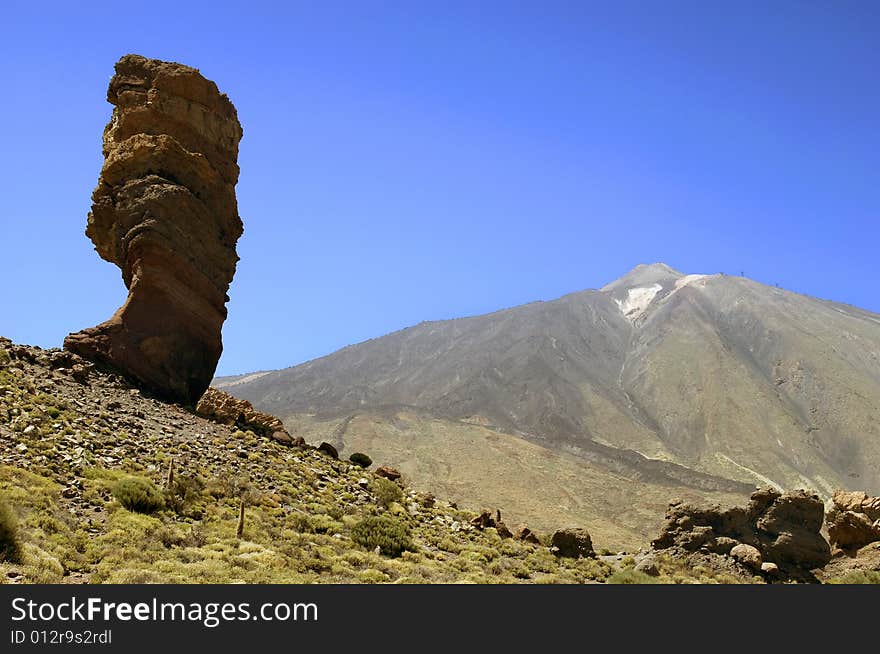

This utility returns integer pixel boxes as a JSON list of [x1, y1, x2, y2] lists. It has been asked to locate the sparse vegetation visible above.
[[372, 477, 403, 508], [607, 568, 661, 584], [827, 570, 880, 584], [112, 477, 165, 514], [0, 499, 22, 563]]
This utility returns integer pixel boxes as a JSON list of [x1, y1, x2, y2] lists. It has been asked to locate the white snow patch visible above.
[[615, 284, 662, 321], [213, 371, 272, 388], [673, 274, 707, 291]]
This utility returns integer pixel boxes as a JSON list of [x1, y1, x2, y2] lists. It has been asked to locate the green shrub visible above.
[[827, 570, 880, 585], [607, 568, 661, 585], [351, 516, 413, 557], [0, 500, 22, 563], [349, 452, 373, 468], [372, 478, 403, 508], [112, 477, 165, 514], [164, 474, 205, 515]]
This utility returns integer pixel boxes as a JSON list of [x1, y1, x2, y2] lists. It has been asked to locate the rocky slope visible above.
[[65, 54, 244, 405], [219, 264, 880, 535], [0, 338, 620, 584], [2, 338, 876, 583]]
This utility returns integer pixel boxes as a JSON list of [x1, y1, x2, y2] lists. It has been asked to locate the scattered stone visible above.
[[551, 528, 594, 558], [470, 510, 496, 530], [196, 388, 287, 437], [317, 442, 339, 459], [70, 364, 92, 384], [63, 54, 244, 405], [375, 466, 401, 481]]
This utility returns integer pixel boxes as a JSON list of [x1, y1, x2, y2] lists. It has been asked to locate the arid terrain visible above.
[[219, 264, 880, 541]]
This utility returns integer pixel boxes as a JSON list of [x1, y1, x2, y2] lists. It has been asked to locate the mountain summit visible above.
[[218, 265, 880, 541]]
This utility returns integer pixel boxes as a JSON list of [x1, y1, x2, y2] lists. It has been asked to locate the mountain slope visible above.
[[219, 264, 880, 532]]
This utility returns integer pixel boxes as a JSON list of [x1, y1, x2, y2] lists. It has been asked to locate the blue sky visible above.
[[1, 1, 878, 376]]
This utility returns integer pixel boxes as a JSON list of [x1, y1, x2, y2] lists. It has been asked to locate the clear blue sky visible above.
[[2, 1, 878, 376]]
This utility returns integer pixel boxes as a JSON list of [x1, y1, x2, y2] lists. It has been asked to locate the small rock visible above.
[[317, 442, 339, 459], [271, 430, 294, 446], [730, 543, 763, 571], [23, 425, 35, 435], [761, 561, 779, 575], [376, 466, 401, 481], [495, 521, 513, 539], [513, 524, 541, 545]]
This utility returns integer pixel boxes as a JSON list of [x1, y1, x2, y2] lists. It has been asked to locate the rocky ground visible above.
[[0, 337, 876, 584]]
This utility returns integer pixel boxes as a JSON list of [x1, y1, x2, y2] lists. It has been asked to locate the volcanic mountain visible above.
[[218, 264, 880, 545]]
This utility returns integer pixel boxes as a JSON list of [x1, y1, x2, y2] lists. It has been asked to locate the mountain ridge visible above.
[[217, 264, 880, 535]]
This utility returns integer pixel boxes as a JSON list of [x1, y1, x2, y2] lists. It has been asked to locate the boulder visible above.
[[64, 54, 243, 405], [376, 466, 402, 481], [514, 524, 541, 545], [825, 490, 880, 551], [730, 544, 762, 571], [652, 487, 831, 576], [317, 442, 339, 459], [551, 528, 594, 558]]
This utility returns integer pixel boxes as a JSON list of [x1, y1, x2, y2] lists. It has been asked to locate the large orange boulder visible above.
[[64, 54, 243, 405]]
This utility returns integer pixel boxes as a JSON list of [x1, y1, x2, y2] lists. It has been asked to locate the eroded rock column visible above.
[[65, 54, 243, 405]]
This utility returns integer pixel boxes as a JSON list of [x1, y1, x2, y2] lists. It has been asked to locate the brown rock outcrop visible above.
[[825, 490, 880, 551], [550, 528, 594, 558], [64, 54, 243, 405], [195, 388, 294, 445], [513, 524, 542, 545], [652, 487, 831, 576], [376, 466, 402, 481]]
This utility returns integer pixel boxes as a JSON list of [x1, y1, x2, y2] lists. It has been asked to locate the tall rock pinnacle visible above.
[[64, 54, 243, 405]]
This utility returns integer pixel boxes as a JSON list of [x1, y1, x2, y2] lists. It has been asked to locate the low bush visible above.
[[372, 478, 403, 508], [349, 452, 373, 468], [0, 500, 22, 563], [827, 570, 880, 585], [112, 477, 165, 514], [351, 516, 413, 557], [607, 568, 661, 584]]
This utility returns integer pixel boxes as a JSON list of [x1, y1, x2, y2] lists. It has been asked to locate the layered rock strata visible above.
[[65, 54, 243, 405]]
